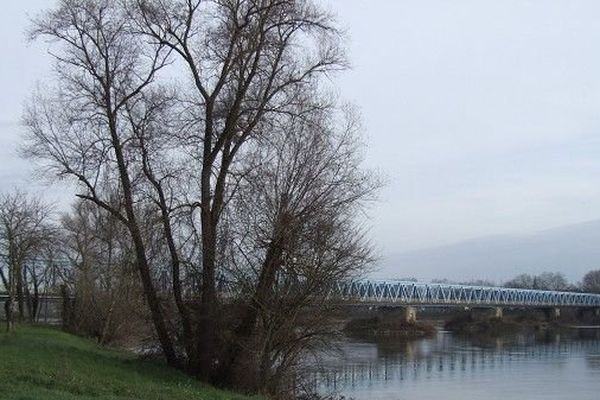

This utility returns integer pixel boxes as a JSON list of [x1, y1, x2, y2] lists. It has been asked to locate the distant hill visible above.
[[377, 220, 600, 283]]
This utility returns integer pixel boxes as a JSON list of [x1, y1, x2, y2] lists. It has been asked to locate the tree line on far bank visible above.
[[431, 271, 600, 293]]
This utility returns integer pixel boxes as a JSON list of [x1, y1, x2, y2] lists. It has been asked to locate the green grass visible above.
[[0, 326, 261, 400]]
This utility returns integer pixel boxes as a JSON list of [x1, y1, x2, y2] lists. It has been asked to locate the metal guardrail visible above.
[[0, 294, 64, 324], [0, 294, 64, 301]]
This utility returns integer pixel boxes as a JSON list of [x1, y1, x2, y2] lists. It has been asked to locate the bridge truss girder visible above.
[[333, 281, 600, 307]]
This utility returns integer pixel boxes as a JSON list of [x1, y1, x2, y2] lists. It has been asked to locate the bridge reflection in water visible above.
[[312, 330, 600, 394]]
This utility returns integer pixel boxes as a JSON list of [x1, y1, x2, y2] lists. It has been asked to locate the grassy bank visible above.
[[0, 326, 261, 400]]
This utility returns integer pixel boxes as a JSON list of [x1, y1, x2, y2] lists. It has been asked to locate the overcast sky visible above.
[[3, 1, 600, 280]]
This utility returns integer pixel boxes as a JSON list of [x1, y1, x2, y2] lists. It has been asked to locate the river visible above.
[[313, 328, 600, 400]]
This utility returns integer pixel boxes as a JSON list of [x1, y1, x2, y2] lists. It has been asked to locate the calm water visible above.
[[314, 329, 600, 400]]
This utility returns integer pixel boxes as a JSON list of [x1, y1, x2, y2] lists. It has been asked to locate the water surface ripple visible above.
[[314, 329, 600, 400]]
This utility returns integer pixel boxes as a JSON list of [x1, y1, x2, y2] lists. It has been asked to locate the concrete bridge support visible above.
[[403, 306, 417, 323], [493, 307, 503, 319]]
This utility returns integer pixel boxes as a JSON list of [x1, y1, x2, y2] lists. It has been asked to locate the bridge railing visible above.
[[332, 280, 600, 307], [0, 294, 64, 324]]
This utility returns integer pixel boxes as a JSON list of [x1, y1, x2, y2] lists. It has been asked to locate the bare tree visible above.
[[24, 0, 179, 364], [0, 191, 55, 331], [504, 272, 573, 291], [504, 274, 535, 289], [61, 199, 147, 344], [536, 272, 573, 291], [128, 0, 348, 377], [582, 270, 600, 293], [24, 1, 377, 393], [221, 103, 379, 393]]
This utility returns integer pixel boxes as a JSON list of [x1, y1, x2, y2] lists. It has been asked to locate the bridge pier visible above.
[[493, 307, 503, 320], [403, 306, 417, 323]]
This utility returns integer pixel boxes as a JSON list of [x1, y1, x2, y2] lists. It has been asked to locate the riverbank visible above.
[[0, 326, 261, 400], [444, 315, 527, 336], [444, 313, 578, 336], [344, 315, 436, 340]]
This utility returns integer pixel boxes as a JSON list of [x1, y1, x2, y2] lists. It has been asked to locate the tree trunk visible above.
[[16, 264, 24, 321], [195, 205, 218, 379], [106, 99, 179, 368], [223, 236, 284, 387], [4, 299, 13, 332], [194, 140, 220, 379], [130, 225, 180, 367]]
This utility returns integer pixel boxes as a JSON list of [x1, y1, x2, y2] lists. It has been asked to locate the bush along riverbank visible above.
[[0, 325, 262, 400], [444, 314, 525, 336], [344, 314, 437, 340], [444, 308, 600, 337]]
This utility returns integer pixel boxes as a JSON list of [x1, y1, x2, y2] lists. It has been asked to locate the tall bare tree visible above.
[[222, 103, 378, 393], [128, 0, 348, 377], [24, 1, 378, 392], [0, 191, 55, 331], [24, 0, 179, 364]]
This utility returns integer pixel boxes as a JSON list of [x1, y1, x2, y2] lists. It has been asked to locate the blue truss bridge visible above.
[[3, 280, 600, 309], [3, 280, 600, 325], [2, 254, 599, 308], [332, 280, 600, 308]]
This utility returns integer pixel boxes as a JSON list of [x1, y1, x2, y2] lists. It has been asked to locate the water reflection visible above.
[[313, 329, 600, 400]]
